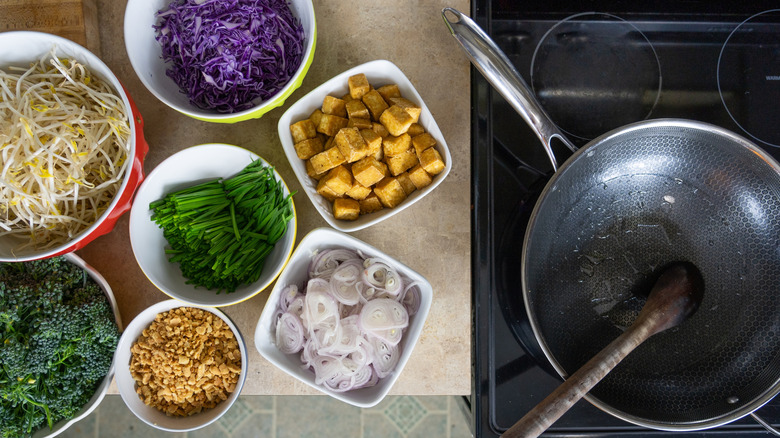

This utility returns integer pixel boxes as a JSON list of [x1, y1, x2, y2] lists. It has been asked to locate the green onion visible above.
[[149, 160, 295, 294]]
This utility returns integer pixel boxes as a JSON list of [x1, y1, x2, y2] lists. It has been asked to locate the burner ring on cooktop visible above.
[[717, 9, 780, 148], [530, 12, 662, 141]]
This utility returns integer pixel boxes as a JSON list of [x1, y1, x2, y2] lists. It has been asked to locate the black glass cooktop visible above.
[[470, 1, 780, 437]]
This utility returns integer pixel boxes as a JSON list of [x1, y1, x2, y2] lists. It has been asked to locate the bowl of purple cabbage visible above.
[[124, 0, 315, 123], [254, 227, 433, 408]]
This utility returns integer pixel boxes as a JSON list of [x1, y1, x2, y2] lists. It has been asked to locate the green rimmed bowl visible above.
[[123, 0, 316, 123]]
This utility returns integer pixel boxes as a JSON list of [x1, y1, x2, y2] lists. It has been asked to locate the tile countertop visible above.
[[75, 0, 471, 396]]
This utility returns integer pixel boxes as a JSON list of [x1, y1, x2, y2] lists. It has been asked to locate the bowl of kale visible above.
[[0, 253, 122, 438]]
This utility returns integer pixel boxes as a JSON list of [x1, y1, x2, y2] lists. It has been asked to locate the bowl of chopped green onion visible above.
[[129, 143, 296, 306]]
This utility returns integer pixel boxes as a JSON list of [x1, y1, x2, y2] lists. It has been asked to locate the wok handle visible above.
[[441, 7, 577, 171], [751, 413, 780, 437], [501, 322, 655, 438]]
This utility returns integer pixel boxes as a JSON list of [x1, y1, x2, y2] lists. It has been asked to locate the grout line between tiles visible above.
[[272, 395, 277, 438], [359, 404, 364, 438], [94, 400, 100, 438], [446, 396, 451, 438]]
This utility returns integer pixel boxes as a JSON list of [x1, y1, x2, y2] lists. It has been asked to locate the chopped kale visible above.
[[0, 256, 119, 437]]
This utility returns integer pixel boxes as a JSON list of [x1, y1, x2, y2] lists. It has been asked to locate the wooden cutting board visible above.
[[0, 0, 100, 55]]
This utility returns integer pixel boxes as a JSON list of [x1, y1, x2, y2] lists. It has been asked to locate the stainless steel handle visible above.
[[752, 412, 780, 437], [442, 7, 576, 171]]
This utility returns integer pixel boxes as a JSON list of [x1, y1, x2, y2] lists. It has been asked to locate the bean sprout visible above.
[[0, 49, 130, 252]]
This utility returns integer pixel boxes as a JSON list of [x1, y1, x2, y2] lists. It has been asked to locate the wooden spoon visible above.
[[503, 261, 705, 438]]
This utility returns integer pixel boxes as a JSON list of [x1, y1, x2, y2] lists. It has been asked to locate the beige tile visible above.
[[276, 396, 360, 438], [56, 395, 472, 438], [362, 412, 403, 438]]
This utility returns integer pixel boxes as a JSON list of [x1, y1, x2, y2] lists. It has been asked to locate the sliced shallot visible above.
[[359, 298, 409, 331], [362, 259, 403, 297], [309, 248, 360, 280], [275, 312, 305, 354], [330, 259, 363, 305], [274, 247, 421, 393], [370, 335, 400, 379]]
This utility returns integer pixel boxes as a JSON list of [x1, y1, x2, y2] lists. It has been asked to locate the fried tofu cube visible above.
[[306, 159, 325, 180], [376, 84, 401, 101], [347, 118, 373, 130], [320, 165, 353, 196], [397, 171, 416, 195], [407, 123, 425, 137], [388, 97, 422, 123], [379, 105, 414, 136], [323, 135, 334, 150], [345, 100, 370, 119], [333, 198, 360, 221], [374, 177, 407, 208], [348, 73, 371, 99], [362, 90, 389, 121], [382, 133, 411, 157], [360, 129, 382, 159], [316, 180, 341, 202], [419, 147, 446, 175], [294, 137, 324, 160], [310, 146, 346, 174], [322, 96, 347, 117], [346, 181, 372, 200], [351, 156, 388, 187], [412, 132, 437, 156], [334, 127, 369, 163], [309, 109, 324, 129], [372, 122, 390, 138], [408, 164, 432, 189], [317, 114, 349, 137], [359, 193, 383, 215], [290, 119, 317, 144], [386, 148, 419, 176]]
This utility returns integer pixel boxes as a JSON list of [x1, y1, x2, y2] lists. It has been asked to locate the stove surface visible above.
[[470, 2, 780, 437]]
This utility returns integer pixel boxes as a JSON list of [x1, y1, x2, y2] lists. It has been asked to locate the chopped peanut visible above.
[[129, 307, 242, 417]]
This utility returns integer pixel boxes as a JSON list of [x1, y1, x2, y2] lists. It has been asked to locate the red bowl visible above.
[[49, 85, 149, 257], [0, 32, 148, 261]]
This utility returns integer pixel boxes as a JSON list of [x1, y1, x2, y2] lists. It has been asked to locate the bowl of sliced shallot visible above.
[[254, 227, 432, 407]]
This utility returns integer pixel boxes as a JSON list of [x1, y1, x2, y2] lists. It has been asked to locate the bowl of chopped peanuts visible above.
[[114, 300, 247, 432]]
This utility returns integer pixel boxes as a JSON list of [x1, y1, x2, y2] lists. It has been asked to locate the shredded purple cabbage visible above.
[[154, 0, 305, 113]]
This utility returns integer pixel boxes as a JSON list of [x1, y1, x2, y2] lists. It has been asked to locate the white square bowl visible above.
[[254, 227, 433, 407], [277, 59, 452, 232]]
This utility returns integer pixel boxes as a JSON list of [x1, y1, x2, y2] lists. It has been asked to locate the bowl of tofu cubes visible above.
[[277, 59, 452, 232]]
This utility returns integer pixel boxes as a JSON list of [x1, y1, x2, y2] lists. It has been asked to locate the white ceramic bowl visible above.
[[33, 253, 122, 438], [278, 59, 452, 232], [254, 227, 433, 407], [124, 0, 316, 123], [0, 31, 147, 261], [114, 300, 248, 432], [129, 144, 296, 306]]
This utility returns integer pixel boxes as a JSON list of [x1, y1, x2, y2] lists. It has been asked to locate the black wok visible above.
[[444, 7, 780, 433]]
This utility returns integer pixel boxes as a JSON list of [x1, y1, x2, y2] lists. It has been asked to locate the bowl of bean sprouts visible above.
[[254, 227, 432, 408], [0, 31, 148, 262]]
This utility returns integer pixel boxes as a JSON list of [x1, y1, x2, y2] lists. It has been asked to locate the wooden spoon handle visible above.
[[501, 322, 655, 438]]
